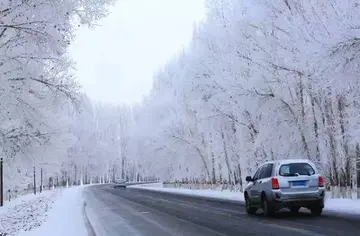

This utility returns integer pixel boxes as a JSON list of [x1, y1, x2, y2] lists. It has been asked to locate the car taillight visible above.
[[271, 177, 279, 189], [318, 176, 324, 187]]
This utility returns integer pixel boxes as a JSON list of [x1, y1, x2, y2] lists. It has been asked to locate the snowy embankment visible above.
[[129, 183, 360, 216], [0, 189, 58, 236], [20, 186, 88, 236], [0, 186, 89, 236]]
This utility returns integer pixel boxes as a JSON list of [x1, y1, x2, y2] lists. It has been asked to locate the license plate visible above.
[[292, 181, 306, 187]]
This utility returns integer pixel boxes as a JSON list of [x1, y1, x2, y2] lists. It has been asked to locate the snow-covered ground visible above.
[[0, 189, 59, 236], [325, 198, 360, 215], [20, 186, 88, 236], [129, 183, 360, 215], [0, 186, 89, 236]]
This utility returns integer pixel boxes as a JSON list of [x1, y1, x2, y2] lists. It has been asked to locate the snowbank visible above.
[[20, 186, 88, 236], [128, 183, 245, 202], [129, 183, 360, 215], [325, 198, 360, 215], [0, 190, 58, 236]]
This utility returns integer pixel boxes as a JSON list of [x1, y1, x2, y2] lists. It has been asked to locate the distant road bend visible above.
[[83, 185, 360, 236]]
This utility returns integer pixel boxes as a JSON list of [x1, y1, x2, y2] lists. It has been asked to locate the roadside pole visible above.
[[40, 168, 43, 193], [357, 158, 360, 199], [356, 144, 360, 199], [74, 164, 77, 186], [85, 168, 87, 184], [0, 158, 3, 207], [33, 167, 36, 195]]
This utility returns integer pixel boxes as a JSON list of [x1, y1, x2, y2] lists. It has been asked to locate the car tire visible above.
[[245, 195, 257, 215], [290, 207, 300, 214], [261, 193, 274, 217], [310, 206, 323, 216]]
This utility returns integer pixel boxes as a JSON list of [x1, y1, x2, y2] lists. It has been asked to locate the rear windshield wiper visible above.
[[282, 173, 313, 176], [282, 173, 299, 176]]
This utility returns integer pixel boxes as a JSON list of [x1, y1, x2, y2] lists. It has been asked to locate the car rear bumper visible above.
[[269, 189, 325, 209]]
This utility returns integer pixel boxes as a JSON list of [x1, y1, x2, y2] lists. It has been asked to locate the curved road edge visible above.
[[83, 201, 97, 236]]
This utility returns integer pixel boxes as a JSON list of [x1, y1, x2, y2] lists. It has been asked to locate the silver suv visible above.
[[244, 159, 325, 216]]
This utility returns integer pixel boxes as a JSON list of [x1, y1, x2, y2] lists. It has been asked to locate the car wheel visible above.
[[290, 207, 300, 214], [310, 206, 323, 216], [261, 194, 274, 217], [245, 195, 257, 215]]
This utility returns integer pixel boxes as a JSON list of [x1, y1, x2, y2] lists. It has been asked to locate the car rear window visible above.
[[279, 163, 315, 176]]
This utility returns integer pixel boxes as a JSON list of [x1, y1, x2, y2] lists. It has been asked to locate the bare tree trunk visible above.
[[209, 132, 216, 184], [222, 132, 233, 190], [112, 164, 116, 183], [316, 96, 333, 186], [211, 157, 216, 184], [121, 156, 125, 180], [310, 94, 321, 167], [237, 163, 243, 192], [299, 77, 306, 124], [200, 134, 211, 181], [270, 149, 275, 161], [218, 163, 223, 183], [279, 99, 311, 160], [338, 96, 351, 193], [233, 171, 237, 191], [325, 98, 339, 188]]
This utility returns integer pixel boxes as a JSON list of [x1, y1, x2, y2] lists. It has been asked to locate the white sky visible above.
[[69, 0, 206, 105]]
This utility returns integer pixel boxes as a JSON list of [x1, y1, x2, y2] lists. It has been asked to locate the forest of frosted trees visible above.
[[1, 0, 360, 198], [123, 0, 360, 197]]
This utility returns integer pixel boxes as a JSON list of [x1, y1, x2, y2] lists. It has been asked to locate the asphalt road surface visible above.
[[83, 185, 360, 236]]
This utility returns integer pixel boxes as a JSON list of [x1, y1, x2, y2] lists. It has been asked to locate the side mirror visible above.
[[245, 176, 253, 182]]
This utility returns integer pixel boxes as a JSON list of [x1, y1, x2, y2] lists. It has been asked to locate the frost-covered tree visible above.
[[0, 0, 115, 191]]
